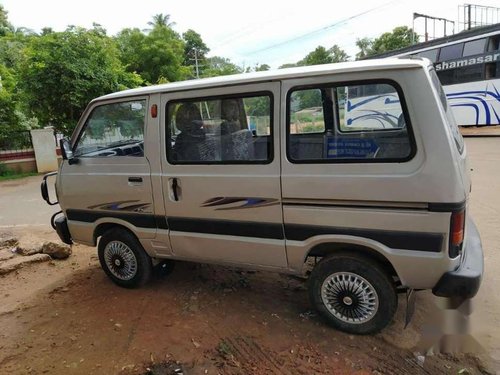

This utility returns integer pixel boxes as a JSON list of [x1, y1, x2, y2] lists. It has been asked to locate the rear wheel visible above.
[[309, 254, 397, 334], [98, 228, 152, 288]]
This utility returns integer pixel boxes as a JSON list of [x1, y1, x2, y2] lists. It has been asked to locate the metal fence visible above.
[[0, 130, 35, 160]]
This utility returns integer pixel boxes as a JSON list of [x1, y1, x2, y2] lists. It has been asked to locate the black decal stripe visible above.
[[66, 209, 168, 230], [285, 224, 443, 252], [284, 200, 466, 213], [428, 201, 466, 212], [156, 216, 169, 230], [168, 217, 284, 240], [66, 210, 443, 252], [283, 202, 426, 211]]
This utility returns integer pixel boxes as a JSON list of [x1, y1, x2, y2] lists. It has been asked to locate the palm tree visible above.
[[147, 13, 175, 28]]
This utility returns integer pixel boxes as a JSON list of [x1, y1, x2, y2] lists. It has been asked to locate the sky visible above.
[[1, 0, 498, 68]]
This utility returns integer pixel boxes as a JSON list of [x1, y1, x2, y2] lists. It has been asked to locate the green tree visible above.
[[355, 37, 373, 60], [0, 6, 32, 134], [299, 45, 349, 66], [299, 46, 330, 65], [12, 27, 36, 36], [19, 26, 142, 134], [0, 5, 13, 37], [278, 63, 298, 69], [0, 64, 19, 133], [0, 32, 35, 70], [202, 56, 242, 77], [293, 89, 322, 111], [356, 26, 419, 59], [254, 63, 270, 72], [182, 29, 209, 77], [147, 13, 175, 29], [116, 24, 189, 84], [41, 27, 54, 36]]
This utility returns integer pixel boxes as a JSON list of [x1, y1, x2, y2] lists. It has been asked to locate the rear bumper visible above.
[[432, 219, 483, 298]]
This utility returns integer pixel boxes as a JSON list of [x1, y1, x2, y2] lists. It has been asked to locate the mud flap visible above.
[[405, 288, 416, 328]]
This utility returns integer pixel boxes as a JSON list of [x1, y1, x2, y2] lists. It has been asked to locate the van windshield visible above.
[[429, 69, 464, 154]]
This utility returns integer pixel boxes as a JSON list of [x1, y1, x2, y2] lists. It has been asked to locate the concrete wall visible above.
[[30, 128, 58, 173]]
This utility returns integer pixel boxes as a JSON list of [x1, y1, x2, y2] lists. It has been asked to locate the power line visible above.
[[246, 0, 399, 56], [210, 14, 284, 50]]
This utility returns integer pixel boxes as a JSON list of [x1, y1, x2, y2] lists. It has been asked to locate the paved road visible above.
[[0, 175, 58, 228]]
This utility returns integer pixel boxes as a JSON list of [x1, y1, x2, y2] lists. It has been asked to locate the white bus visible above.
[[367, 23, 500, 127]]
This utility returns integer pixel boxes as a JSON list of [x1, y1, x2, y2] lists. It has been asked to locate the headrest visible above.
[[175, 103, 202, 132]]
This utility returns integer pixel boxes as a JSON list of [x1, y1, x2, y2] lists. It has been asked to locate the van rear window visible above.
[[430, 69, 464, 154], [287, 81, 415, 163]]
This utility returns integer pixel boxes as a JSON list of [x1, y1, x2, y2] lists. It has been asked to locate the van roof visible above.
[[97, 58, 430, 101]]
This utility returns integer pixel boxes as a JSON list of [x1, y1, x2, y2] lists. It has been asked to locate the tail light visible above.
[[449, 209, 465, 258]]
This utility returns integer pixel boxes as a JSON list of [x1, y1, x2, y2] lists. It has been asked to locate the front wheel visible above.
[[309, 254, 397, 334], [98, 228, 153, 288]]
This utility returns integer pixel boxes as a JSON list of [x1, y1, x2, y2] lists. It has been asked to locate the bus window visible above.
[[487, 35, 500, 52], [454, 65, 483, 83], [418, 49, 439, 62], [485, 62, 500, 79], [437, 65, 483, 85], [438, 43, 464, 61], [463, 38, 486, 56], [436, 69, 454, 85]]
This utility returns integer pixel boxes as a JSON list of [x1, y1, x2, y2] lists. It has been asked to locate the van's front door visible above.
[[60, 97, 155, 245], [160, 82, 286, 268]]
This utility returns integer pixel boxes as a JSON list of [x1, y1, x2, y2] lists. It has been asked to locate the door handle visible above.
[[172, 177, 179, 201], [128, 176, 143, 185]]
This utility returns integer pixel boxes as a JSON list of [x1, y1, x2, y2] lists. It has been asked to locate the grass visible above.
[[0, 161, 39, 181], [0, 171, 39, 181], [217, 339, 234, 357]]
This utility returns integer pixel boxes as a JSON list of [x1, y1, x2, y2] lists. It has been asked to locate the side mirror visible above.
[[60, 138, 78, 165]]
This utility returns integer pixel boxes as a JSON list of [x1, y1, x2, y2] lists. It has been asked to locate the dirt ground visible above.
[[0, 137, 499, 374]]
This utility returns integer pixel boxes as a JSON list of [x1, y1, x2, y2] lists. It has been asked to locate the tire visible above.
[[154, 259, 175, 279], [98, 227, 153, 288], [308, 253, 397, 334]]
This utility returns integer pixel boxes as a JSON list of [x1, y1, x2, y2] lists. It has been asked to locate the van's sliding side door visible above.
[[159, 82, 287, 269]]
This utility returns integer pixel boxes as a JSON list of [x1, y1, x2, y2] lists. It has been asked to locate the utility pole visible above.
[[193, 48, 200, 79], [190, 48, 210, 117], [467, 4, 472, 30]]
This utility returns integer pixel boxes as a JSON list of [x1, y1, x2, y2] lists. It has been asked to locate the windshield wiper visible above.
[[108, 139, 142, 147]]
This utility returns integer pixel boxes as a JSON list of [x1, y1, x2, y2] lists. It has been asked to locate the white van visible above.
[[41, 59, 483, 334]]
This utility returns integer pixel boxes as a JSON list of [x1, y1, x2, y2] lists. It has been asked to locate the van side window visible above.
[[166, 93, 272, 164], [74, 100, 146, 157], [287, 82, 414, 162], [289, 89, 325, 134], [430, 69, 464, 154]]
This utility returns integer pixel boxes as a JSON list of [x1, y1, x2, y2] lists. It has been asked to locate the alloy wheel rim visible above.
[[103, 241, 138, 281], [321, 272, 379, 324]]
